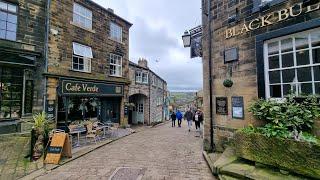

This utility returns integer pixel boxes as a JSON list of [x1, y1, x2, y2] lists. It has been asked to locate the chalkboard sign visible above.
[[216, 97, 228, 115], [44, 133, 71, 164], [232, 96, 244, 119], [24, 80, 33, 114], [47, 146, 63, 154], [224, 47, 238, 63]]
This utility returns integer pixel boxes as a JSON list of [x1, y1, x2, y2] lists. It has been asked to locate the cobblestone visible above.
[[36, 121, 215, 180]]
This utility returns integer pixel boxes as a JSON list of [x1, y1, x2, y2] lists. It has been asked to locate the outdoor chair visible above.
[[85, 123, 100, 144]]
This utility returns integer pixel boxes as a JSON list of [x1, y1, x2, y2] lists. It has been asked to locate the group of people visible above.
[[170, 109, 203, 132]]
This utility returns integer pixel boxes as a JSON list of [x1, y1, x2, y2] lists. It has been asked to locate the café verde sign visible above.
[[226, 2, 320, 39], [61, 80, 123, 96]]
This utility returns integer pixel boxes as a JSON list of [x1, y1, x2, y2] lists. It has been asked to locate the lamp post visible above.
[[182, 0, 215, 152]]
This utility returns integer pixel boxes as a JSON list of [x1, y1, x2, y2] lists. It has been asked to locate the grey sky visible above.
[[93, 0, 203, 91]]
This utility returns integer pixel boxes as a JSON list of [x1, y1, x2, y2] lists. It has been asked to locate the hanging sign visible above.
[[225, 2, 320, 39], [216, 97, 228, 115], [232, 96, 244, 119], [44, 133, 72, 164]]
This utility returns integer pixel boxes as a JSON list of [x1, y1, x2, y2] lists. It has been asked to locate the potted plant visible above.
[[32, 112, 51, 161], [223, 79, 233, 88]]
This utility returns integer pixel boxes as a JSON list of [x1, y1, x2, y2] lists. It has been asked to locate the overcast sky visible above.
[[93, 0, 203, 92]]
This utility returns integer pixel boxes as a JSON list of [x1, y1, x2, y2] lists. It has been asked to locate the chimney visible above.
[[107, 8, 114, 14], [138, 58, 148, 68]]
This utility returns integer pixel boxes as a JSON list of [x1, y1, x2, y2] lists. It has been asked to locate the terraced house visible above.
[[45, 0, 132, 130], [0, 0, 46, 134], [128, 59, 169, 125], [201, 0, 320, 151]]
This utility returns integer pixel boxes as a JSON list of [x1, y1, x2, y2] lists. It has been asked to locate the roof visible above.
[[87, 0, 133, 27], [129, 61, 167, 84]]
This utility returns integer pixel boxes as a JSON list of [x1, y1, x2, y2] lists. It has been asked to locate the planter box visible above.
[[234, 131, 320, 179]]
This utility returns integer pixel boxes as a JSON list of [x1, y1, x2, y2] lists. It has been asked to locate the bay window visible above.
[[264, 28, 320, 98]]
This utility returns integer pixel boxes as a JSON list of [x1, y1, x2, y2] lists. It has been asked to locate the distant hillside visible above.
[[170, 92, 196, 106]]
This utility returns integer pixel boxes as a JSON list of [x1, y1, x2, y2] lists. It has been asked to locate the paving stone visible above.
[[36, 122, 216, 179]]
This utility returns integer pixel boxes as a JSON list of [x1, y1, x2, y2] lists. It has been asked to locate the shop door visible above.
[[101, 98, 120, 124]]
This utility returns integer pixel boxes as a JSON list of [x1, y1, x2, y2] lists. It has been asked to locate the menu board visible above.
[[232, 96, 244, 119], [216, 97, 228, 115], [44, 133, 71, 164], [46, 100, 55, 120]]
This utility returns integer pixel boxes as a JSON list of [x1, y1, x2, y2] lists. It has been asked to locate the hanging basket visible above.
[[223, 79, 233, 88]]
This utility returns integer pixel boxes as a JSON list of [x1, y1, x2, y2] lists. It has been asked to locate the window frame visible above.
[[0, 0, 18, 41], [253, 0, 285, 13], [135, 71, 142, 83], [110, 22, 123, 43], [264, 28, 320, 99], [109, 53, 123, 77], [73, 3, 92, 30], [142, 73, 148, 84], [72, 42, 92, 73], [138, 103, 143, 113]]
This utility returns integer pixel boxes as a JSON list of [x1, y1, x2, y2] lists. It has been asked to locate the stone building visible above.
[[0, 0, 46, 134], [45, 0, 132, 130], [128, 59, 168, 125], [201, 0, 320, 151]]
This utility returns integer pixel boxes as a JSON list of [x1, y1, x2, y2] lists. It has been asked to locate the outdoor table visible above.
[[69, 127, 86, 147]]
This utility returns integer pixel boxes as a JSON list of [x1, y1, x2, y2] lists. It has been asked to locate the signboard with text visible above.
[[232, 96, 244, 119], [216, 97, 228, 115], [60, 80, 124, 96]]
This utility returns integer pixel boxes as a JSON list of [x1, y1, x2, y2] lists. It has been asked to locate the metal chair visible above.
[[85, 123, 100, 144]]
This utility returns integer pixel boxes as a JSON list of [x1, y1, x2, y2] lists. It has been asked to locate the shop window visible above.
[[67, 97, 100, 121], [73, 3, 92, 30], [110, 22, 122, 42], [0, 1, 17, 41], [109, 54, 122, 77], [0, 67, 23, 119], [72, 42, 92, 73], [135, 71, 142, 83], [264, 28, 320, 98]]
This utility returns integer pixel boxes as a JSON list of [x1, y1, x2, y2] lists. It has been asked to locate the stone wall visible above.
[[201, 0, 320, 151]]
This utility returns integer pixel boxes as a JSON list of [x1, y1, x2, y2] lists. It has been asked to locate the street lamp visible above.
[[182, 31, 191, 48]]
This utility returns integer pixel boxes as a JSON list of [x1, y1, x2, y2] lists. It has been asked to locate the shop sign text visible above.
[[226, 3, 320, 39]]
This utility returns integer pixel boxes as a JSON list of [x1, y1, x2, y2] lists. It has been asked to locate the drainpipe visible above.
[[207, 0, 215, 152], [43, 0, 51, 113]]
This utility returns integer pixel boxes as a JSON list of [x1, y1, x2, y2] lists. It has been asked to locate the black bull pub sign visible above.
[[60, 80, 124, 96]]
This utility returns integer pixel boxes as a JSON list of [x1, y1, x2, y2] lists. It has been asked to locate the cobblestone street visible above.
[[36, 121, 215, 180]]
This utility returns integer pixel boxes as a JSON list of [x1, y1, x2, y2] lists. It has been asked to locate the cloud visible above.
[[93, 0, 203, 91]]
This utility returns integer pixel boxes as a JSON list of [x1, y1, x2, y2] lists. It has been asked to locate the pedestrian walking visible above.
[[193, 109, 203, 136], [184, 108, 194, 132], [176, 110, 183, 127], [171, 111, 177, 127]]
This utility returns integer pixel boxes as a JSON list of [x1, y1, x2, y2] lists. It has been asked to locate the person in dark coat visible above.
[[193, 109, 203, 131], [184, 109, 194, 132], [176, 110, 183, 127], [171, 112, 177, 127]]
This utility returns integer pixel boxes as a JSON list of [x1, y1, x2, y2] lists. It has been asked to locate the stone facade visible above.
[[0, 0, 46, 134], [128, 59, 168, 125], [201, 0, 320, 151], [45, 0, 132, 128]]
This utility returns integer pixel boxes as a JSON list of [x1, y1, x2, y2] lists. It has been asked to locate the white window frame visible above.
[[136, 71, 142, 83], [109, 53, 122, 77], [110, 22, 122, 43], [142, 73, 148, 84], [0, 1, 17, 41], [72, 42, 92, 73], [264, 28, 320, 99], [73, 3, 92, 30]]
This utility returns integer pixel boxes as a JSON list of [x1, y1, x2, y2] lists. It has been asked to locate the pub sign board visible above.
[[232, 96, 244, 119], [60, 80, 124, 96], [216, 97, 228, 115]]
